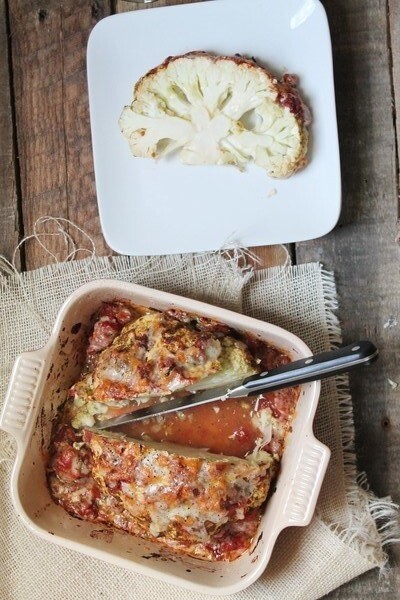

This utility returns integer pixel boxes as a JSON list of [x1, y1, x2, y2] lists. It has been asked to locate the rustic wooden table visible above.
[[0, 0, 399, 597]]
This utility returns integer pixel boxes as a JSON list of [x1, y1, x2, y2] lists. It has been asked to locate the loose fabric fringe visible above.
[[0, 216, 261, 335], [320, 268, 400, 569]]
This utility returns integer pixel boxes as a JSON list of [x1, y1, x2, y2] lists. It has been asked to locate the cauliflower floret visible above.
[[119, 52, 310, 178], [188, 336, 258, 391]]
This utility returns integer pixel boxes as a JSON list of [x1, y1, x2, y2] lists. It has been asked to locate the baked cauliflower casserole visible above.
[[48, 301, 300, 561]]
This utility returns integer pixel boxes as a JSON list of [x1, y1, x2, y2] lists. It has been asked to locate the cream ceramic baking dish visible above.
[[0, 280, 330, 595]]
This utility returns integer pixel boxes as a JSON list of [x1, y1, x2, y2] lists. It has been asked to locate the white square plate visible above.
[[87, 0, 340, 255]]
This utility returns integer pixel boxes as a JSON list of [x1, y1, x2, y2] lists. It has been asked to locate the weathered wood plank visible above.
[[389, 0, 400, 158], [116, 0, 204, 13], [297, 0, 400, 596], [8, 0, 111, 270], [0, 0, 20, 267], [388, 0, 400, 252], [59, 2, 112, 261], [323, 567, 399, 599], [249, 244, 291, 269]]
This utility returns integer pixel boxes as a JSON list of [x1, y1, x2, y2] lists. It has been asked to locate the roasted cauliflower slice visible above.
[[119, 52, 310, 178]]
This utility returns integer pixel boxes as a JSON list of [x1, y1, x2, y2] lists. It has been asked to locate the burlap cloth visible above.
[[0, 253, 398, 600]]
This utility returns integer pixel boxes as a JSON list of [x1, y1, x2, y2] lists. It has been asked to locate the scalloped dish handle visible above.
[[282, 438, 331, 526], [0, 350, 47, 448]]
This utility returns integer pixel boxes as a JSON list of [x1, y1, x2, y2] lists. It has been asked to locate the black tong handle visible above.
[[242, 341, 378, 395]]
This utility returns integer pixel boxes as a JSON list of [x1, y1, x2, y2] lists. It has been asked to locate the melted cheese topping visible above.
[[83, 429, 272, 546], [90, 312, 225, 401], [47, 301, 300, 562]]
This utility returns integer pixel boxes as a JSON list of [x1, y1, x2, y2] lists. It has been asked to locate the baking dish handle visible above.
[[0, 348, 48, 448], [282, 438, 331, 527]]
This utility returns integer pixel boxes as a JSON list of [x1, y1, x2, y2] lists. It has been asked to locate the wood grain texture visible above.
[[389, 0, 400, 251], [249, 244, 291, 269], [389, 0, 400, 157], [297, 1, 400, 596], [9, 0, 111, 269], [116, 0, 204, 13], [0, 0, 20, 266]]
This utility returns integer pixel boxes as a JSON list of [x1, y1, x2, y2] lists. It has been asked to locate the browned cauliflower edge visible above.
[[119, 51, 311, 178]]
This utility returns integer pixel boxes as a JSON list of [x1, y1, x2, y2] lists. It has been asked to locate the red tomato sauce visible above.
[[114, 335, 299, 459], [119, 398, 259, 457]]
